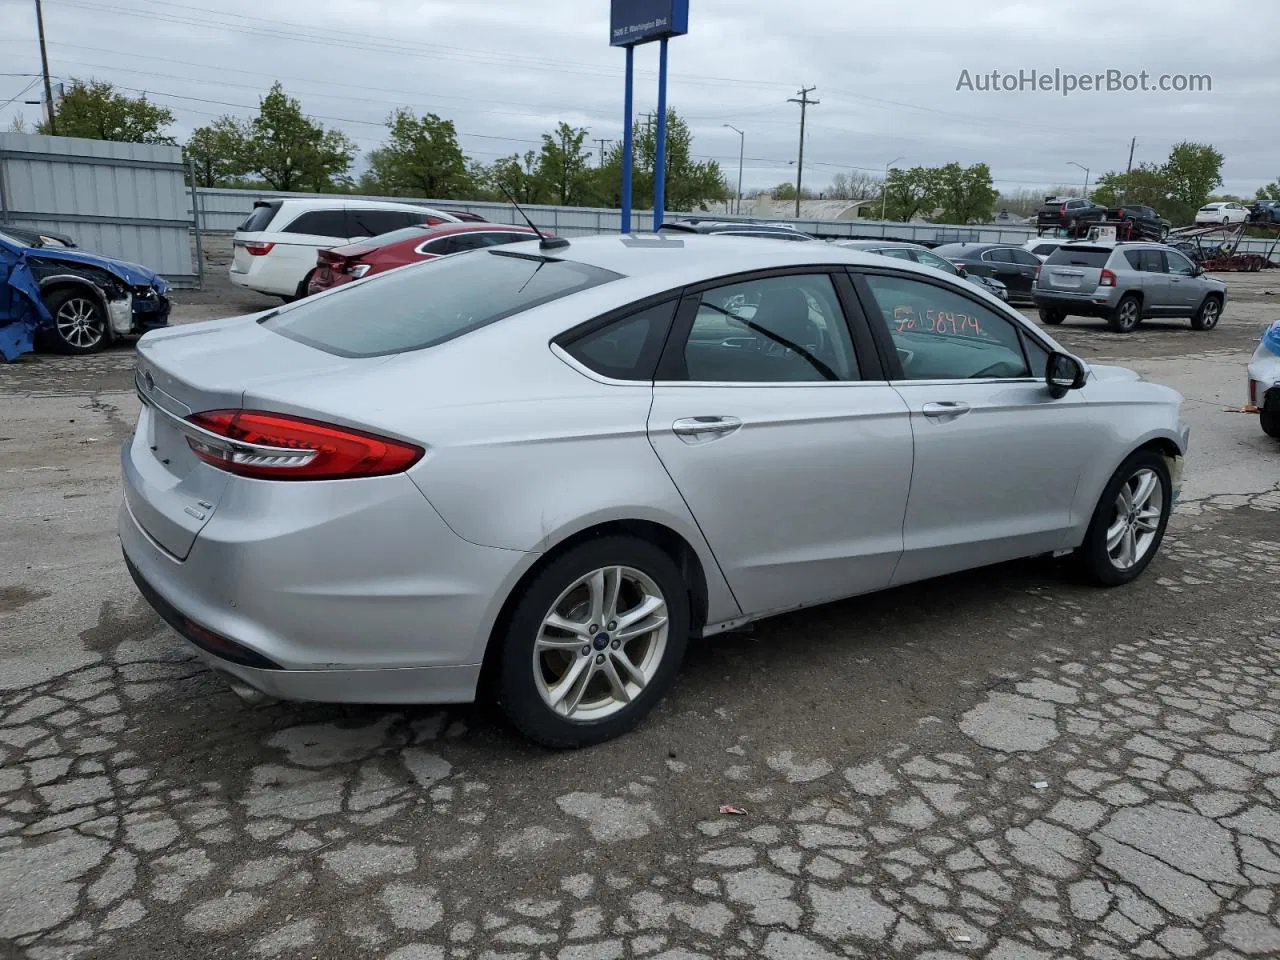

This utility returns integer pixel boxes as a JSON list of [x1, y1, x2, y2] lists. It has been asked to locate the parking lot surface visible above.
[[2, 269, 1279, 959]]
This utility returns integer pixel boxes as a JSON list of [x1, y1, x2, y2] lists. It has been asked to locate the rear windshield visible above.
[[262, 250, 622, 358], [238, 202, 281, 233], [1044, 246, 1111, 267], [352, 226, 431, 249]]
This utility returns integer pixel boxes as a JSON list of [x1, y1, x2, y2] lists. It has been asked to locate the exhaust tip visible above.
[[216, 670, 278, 707]]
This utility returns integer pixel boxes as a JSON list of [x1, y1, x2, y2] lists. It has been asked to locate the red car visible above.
[[307, 222, 541, 295]]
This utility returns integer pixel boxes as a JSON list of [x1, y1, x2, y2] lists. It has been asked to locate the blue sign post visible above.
[[610, 0, 689, 233]]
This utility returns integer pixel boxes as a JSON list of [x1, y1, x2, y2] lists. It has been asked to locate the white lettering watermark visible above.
[[955, 69, 1212, 96]]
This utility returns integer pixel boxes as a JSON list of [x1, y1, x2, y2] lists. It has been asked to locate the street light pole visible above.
[[881, 156, 904, 220], [1068, 161, 1090, 200], [724, 124, 744, 215]]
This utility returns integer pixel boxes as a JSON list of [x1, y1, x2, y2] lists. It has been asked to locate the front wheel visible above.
[[47, 288, 110, 355], [1262, 411, 1280, 440], [1075, 450, 1172, 586], [1038, 306, 1066, 325], [495, 536, 690, 748], [1108, 294, 1141, 333], [1190, 295, 1221, 331]]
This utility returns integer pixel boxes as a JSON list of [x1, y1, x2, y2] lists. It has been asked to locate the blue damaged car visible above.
[[0, 228, 170, 359]]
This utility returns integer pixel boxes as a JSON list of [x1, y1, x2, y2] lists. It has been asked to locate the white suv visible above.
[[230, 198, 463, 300]]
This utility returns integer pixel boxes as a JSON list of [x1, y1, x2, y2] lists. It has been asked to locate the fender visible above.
[[38, 273, 132, 337]]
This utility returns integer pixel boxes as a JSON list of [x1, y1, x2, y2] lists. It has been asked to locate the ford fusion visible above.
[[120, 234, 1189, 747]]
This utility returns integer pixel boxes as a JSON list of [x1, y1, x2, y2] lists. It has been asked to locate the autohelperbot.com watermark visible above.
[[956, 68, 1211, 96]]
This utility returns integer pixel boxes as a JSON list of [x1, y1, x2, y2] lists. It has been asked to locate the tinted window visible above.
[[239, 202, 281, 233], [1165, 250, 1196, 276], [348, 210, 419, 238], [357, 226, 432, 250], [982, 248, 1013, 263], [263, 251, 621, 358], [863, 274, 1030, 380], [477, 231, 534, 247], [930, 244, 974, 259], [914, 250, 959, 275], [560, 301, 676, 381], [283, 210, 350, 238], [878, 248, 915, 260], [1022, 334, 1050, 379], [680, 273, 858, 382], [1009, 249, 1040, 266], [1045, 246, 1111, 268]]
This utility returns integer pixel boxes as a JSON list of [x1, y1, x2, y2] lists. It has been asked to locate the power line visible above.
[[0, 77, 41, 111]]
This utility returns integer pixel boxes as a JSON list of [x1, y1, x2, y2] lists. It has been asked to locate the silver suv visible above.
[[1033, 241, 1226, 333]]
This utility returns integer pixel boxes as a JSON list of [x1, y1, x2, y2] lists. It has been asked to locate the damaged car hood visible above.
[[25, 246, 166, 291]]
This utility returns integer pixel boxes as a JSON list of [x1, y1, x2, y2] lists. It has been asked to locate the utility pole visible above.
[[34, 0, 56, 135], [787, 86, 818, 219], [1121, 136, 1136, 203], [724, 124, 744, 215], [595, 138, 610, 169]]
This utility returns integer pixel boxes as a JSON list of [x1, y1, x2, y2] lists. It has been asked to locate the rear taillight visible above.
[[185, 410, 423, 481], [244, 241, 274, 256], [1034, 265, 1042, 281], [1099, 269, 1117, 287], [1060, 205, 1067, 216]]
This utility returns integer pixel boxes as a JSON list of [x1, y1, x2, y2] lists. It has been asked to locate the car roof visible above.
[[837, 239, 923, 250], [416, 222, 535, 237], [270, 197, 454, 215], [932, 242, 999, 254]]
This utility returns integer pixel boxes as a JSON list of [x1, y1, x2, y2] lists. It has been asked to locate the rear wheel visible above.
[[1076, 450, 1172, 586], [1108, 294, 1141, 333], [1190, 295, 1221, 331], [495, 536, 690, 748], [1038, 306, 1066, 325], [293, 269, 316, 301], [47, 288, 109, 355], [1262, 411, 1280, 439]]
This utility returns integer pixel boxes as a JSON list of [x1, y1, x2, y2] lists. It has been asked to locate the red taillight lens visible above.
[[1060, 205, 1067, 216], [1034, 265, 1042, 281], [244, 241, 274, 256], [185, 410, 423, 481], [1099, 269, 1117, 287]]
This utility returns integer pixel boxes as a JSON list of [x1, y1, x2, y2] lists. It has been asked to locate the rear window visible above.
[[262, 250, 622, 358], [1044, 246, 1111, 268], [238, 202, 281, 233], [354, 226, 431, 249]]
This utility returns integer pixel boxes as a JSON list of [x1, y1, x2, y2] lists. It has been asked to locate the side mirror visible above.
[[954, 263, 968, 276], [1046, 352, 1087, 399]]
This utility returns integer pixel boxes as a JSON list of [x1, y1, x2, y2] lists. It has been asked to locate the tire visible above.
[[1107, 294, 1142, 333], [294, 270, 315, 300], [1160, 225, 1170, 241], [1222, 217, 1230, 225], [1075, 449, 1172, 587], [495, 536, 690, 748], [1190, 295, 1222, 331], [1262, 411, 1280, 440], [46, 288, 110, 355], [1038, 306, 1066, 325]]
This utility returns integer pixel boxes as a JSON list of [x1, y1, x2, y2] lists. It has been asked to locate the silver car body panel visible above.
[[121, 234, 1190, 704]]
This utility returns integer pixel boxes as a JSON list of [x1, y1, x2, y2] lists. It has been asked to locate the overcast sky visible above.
[[2, 0, 1276, 198]]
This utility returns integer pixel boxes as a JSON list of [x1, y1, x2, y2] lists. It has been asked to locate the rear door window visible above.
[[1044, 246, 1111, 268], [262, 251, 622, 358], [238, 202, 281, 233], [558, 300, 677, 381], [348, 210, 418, 238], [1009, 249, 1040, 266], [282, 210, 350, 238]]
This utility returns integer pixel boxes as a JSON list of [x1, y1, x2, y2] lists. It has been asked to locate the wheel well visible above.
[[1119, 289, 1143, 305], [1137, 437, 1181, 462], [479, 519, 711, 686], [41, 278, 107, 311]]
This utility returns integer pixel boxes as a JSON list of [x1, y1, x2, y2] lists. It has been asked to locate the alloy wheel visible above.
[[1200, 300, 1220, 329], [533, 565, 669, 722], [1118, 300, 1139, 329], [55, 298, 105, 349], [1106, 469, 1164, 570]]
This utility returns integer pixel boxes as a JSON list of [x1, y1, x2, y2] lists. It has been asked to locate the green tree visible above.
[[1164, 141, 1224, 215], [185, 116, 248, 187], [931, 162, 998, 224], [364, 108, 471, 198], [1258, 179, 1280, 201], [881, 166, 937, 221], [239, 83, 355, 192], [535, 123, 593, 205], [488, 151, 543, 204], [596, 109, 727, 211], [1090, 163, 1170, 209], [39, 79, 175, 144]]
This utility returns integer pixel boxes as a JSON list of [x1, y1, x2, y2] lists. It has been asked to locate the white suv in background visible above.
[[230, 198, 463, 300]]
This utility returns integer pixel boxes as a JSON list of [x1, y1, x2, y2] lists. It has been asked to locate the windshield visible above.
[[263, 250, 622, 358]]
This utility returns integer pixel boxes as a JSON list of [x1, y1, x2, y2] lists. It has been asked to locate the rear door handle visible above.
[[921, 401, 971, 422], [672, 416, 742, 444]]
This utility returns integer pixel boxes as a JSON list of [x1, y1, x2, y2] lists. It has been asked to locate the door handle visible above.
[[672, 416, 742, 444], [921, 401, 971, 421]]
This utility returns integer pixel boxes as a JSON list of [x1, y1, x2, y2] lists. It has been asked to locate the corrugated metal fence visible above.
[[0, 133, 196, 285]]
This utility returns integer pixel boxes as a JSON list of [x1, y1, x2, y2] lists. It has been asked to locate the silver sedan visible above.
[[120, 235, 1189, 747]]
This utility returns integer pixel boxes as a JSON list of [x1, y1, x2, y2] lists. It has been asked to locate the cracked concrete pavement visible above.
[[2, 272, 1279, 959]]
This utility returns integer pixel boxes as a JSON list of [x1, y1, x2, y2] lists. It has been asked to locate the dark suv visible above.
[[1108, 205, 1171, 240], [1249, 200, 1280, 224], [1037, 197, 1108, 231]]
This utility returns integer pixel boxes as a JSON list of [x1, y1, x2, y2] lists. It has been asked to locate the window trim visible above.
[[551, 291, 682, 385], [652, 266, 881, 386], [847, 266, 1058, 385], [412, 230, 532, 258]]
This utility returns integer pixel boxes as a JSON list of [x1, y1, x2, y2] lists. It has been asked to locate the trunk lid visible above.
[[127, 316, 372, 559]]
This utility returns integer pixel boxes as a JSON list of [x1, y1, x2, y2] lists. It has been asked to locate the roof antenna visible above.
[[496, 184, 569, 251]]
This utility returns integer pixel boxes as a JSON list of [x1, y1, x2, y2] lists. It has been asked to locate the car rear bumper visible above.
[[118, 462, 535, 705], [1033, 290, 1118, 316]]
